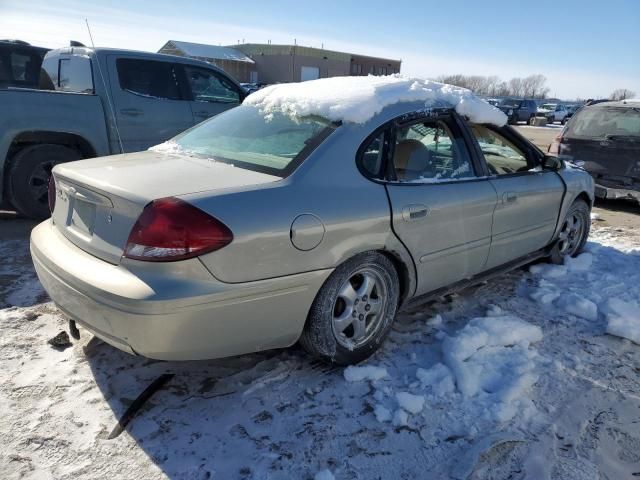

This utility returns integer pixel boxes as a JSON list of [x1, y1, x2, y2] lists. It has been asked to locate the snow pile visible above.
[[314, 469, 335, 480], [343, 364, 388, 382], [604, 298, 640, 344], [416, 363, 455, 396], [244, 75, 507, 125], [395, 391, 425, 414], [441, 316, 543, 422]]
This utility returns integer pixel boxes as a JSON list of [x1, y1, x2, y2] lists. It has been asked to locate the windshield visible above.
[[500, 99, 521, 107], [168, 105, 334, 177], [568, 107, 640, 139]]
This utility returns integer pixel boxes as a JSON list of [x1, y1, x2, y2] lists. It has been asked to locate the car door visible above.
[[107, 56, 194, 152], [380, 113, 498, 295], [466, 124, 565, 268], [179, 64, 242, 124]]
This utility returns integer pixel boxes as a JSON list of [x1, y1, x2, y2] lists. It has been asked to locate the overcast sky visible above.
[[2, 0, 639, 99]]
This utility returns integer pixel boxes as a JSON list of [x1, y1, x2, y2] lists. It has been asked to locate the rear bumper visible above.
[[594, 183, 640, 202], [30, 220, 332, 360]]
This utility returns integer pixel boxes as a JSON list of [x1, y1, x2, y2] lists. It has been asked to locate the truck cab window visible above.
[[183, 65, 240, 103], [58, 56, 94, 94], [117, 58, 181, 100]]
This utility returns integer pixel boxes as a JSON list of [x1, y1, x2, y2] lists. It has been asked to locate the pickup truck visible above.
[[0, 46, 244, 218], [537, 103, 569, 124]]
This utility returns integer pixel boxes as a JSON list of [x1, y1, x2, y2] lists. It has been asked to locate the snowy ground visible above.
[[1, 220, 640, 480]]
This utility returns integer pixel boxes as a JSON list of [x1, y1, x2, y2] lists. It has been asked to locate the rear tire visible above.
[[299, 251, 399, 365], [7, 144, 81, 219], [549, 199, 590, 264]]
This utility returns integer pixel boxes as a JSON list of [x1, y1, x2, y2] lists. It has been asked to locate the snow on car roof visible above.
[[243, 74, 507, 126]]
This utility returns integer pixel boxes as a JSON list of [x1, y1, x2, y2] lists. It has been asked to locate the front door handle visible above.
[[502, 192, 518, 204], [120, 108, 143, 117], [402, 204, 429, 221]]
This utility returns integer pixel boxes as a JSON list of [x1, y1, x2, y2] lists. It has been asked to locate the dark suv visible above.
[[0, 40, 49, 89], [497, 98, 538, 125], [551, 100, 640, 203]]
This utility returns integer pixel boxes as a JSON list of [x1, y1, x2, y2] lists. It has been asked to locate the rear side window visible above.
[[391, 120, 474, 182], [0, 48, 44, 88], [117, 58, 182, 100], [568, 107, 640, 138]]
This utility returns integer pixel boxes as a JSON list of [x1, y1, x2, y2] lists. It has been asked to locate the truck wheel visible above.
[[299, 251, 399, 365], [549, 199, 590, 264], [7, 144, 81, 219]]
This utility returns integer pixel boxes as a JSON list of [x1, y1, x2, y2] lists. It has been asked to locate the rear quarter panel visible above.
[[183, 119, 416, 297]]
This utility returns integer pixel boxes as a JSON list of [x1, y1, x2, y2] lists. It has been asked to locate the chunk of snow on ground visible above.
[[426, 313, 443, 326], [590, 212, 600, 221], [374, 404, 392, 423], [558, 293, 598, 321], [529, 264, 568, 279], [314, 469, 335, 480], [416, 363, 455, 396], [564, 252, 593, 272], [530, 288, 560, 305], [392, 409, 409, 427], [395, 392, 425, 414], [244, 75, 507, 125], [604, 298, 640, 344], [343, 365, 388, 382], [486, 305, 503, 316], [441, 316, 542, 422]]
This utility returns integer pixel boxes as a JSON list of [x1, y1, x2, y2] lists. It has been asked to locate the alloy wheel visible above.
[[331, 268, 388, 349], [557, 212, 585, 256]]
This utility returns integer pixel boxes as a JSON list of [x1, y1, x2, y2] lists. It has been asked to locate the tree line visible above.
[[435, 74, 550, 98]]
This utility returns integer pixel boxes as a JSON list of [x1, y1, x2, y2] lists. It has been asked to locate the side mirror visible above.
[[542, 155, 563, 170]]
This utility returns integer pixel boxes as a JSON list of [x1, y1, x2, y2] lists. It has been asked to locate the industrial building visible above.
[[159, 40, 401, 84]]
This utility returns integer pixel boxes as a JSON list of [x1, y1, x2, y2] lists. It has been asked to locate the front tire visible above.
[[550, 199, 590, 264], [299, 251, 399, 365], [7, 144, 81, 219]]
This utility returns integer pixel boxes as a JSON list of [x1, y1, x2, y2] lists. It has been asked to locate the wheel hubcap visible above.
[[557, 212, 584, 256], [332, 268, 388, 349]]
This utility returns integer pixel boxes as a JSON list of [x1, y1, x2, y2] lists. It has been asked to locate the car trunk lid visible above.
[[51, 150, 280, 264]]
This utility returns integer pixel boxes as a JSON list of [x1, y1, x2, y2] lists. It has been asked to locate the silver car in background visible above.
[[31, 87, 594, 365]]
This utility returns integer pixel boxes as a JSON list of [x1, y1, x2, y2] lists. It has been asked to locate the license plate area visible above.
[[69, 198, 96, 238]]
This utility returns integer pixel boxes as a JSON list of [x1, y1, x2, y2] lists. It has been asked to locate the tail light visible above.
[[124, 197, 233, 262], [48, 175, 56, 213], [547, 127, 567, 155]]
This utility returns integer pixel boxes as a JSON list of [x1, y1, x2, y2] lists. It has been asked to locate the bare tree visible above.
[[435, 73, 550, 98], [609, 88, 636, 100]]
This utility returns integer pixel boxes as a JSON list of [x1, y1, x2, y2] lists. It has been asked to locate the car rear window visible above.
[[169, 105, 335, 177], [568, 106, 640, 138]]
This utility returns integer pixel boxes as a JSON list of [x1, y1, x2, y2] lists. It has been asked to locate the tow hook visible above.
[[69, 319, 80, 340]]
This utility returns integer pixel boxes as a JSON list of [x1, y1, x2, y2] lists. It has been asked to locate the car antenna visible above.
[[85, 18, 125, 154]]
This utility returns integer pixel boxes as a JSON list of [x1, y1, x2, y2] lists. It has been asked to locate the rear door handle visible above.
[[502, 192, 518, 204], [120, 108, 143, 117], [402, 204, 429, 221]]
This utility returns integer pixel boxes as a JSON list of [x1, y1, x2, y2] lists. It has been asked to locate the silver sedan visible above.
[[31, 98, 594, 365]]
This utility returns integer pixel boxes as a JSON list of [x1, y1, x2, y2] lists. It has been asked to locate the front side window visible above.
[[167, 105, 334, 176], [117, 58, 181, 100], [469, 124, 529, 175], [391, 120, 474, 182], [183, 65, 240, 103]]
